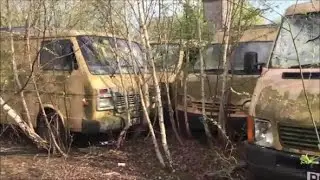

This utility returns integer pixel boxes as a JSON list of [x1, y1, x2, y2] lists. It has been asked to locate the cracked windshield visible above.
[[271, 12, 320, 68], [77, 36, 145, 74]]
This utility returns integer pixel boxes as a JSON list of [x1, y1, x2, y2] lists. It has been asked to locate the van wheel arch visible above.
[[36, 106, 69, 153]]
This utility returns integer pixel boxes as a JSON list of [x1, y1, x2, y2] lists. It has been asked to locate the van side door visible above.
[[38, 38, 84, 130]]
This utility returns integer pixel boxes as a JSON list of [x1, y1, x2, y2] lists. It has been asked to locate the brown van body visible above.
[[246, 2, 320, 179], [175, 25, 278, 129], [0, 29, 151, 133]]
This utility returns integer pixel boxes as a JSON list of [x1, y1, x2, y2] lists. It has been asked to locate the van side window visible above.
[[40, 39, 75, 71]]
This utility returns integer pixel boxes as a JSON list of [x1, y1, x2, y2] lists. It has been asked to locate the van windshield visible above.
[[271, 12, 320, 68], [152, 44, 180, 71], [77, 36, 145, 75], [194, 41, 273, 73]]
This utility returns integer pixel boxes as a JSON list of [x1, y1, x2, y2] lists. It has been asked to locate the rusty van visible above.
[[245, 2, 320, 180], [175, 25, 278, 138], [0, 28, 149, 146]]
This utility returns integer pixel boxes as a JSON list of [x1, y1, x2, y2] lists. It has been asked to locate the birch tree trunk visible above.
[[24, 1, 67, 156], [197, 0, 213, 147], [218, 0, 234, 142], [124, 0, 165, 168], [106, 1, 132, 148], [163, 44, 183, 145], [183, 49, 192, 138], [137, 0, 173, 169], [157, 0, 183, 146], [0, 97, 47, 148], [6, 0, 33, 130], [138, 87, 166, 168]]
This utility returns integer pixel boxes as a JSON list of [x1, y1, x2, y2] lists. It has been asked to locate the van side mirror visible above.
[[244, 52, 258, 74], [257, 62, 266, 74]]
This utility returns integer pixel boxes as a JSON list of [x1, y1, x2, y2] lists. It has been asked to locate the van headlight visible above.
[[254, 118, 273, 147], [97, 89, 114, 111], [97, 97, 114, 110]]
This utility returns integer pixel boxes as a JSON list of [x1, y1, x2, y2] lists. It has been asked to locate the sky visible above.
[[147, 0, 312, 24], [249, 0, 311, 24]]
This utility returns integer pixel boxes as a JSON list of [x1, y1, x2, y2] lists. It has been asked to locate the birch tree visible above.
[[156, 0, 183, 145], [218, 0, 234, 141], [5, 0, 33, 130], [197, 0, 213, 146], [0, 0, 50, 151], [136, 0, 173, 169], [103, 0, 166, 167]]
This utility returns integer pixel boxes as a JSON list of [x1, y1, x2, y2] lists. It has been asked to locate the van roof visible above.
[[212, 24, 278, 44], [285, 2, 320, 16], [0, 27, 126, 40]]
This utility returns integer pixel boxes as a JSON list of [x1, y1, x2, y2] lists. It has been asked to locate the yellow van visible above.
[[0, 28, 149, 143], [245, 2, 320, 179], [175, 25, 278, 138]]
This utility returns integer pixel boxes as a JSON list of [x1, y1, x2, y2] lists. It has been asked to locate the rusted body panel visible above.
[[285, 1, 320, 16], [250, 68, 320, 155]]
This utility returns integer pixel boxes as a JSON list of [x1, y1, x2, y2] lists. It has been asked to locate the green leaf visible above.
[[300, 154, 320, 165]]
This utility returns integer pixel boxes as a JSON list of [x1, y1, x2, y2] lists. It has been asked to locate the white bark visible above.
[[125, 0, 165, 168], [138, 87, 166, 168], [0, 97, 47, 148], [6, 0, 33, 129], [25, 6, 67, 156], [183, 50, 192, 138], [107, 1, 131, 148], [137, 0, 173, 169], [218, 0, 233, 139], [163, 43, 183, 145], [157, 0, 182, 146], [197, 0, 213, 146]]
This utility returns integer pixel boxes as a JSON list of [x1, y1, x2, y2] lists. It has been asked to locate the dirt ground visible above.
[[0, 129, 247, 180]]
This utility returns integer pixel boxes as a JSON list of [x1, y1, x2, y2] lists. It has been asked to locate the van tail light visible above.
[[247, 115, 254, 143], [99, 89, 109, 97], [97, 89, 114, 111]]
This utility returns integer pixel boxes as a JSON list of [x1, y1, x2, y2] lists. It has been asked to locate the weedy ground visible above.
[[0, 128, 247, 180]]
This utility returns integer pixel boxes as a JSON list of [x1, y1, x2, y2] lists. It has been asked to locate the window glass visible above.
[[77, 36, 145, 75], [40, 39, 74, 70], [271, 13, 320, 68], [230, 41, 273, 71]]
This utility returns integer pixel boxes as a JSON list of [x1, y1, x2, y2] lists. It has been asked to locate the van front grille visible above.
[[278, 124, 320, 150], [115, 94, 142, 115], [192, 102, 242, 115]]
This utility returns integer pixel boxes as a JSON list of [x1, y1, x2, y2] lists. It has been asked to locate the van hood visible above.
[[90, 74, 153, 94], [184, 73, 258, 106], [250, 69, 320, 124]]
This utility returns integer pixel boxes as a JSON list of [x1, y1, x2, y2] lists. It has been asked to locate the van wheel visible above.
[[36, 110, 68, 154], [246, 171, 259, 180]]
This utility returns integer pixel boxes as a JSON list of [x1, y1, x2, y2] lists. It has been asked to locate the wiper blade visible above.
[[289, 63, 320, 68]]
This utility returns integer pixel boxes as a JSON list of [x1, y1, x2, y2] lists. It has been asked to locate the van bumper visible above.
[[245, 142, 320, 180], [176, 107, 246, 135], [81, 114, 141, 134]]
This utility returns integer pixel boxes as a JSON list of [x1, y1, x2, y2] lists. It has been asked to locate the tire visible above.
[[36, 110, 68, 154], [246, 171, 259, 180]]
